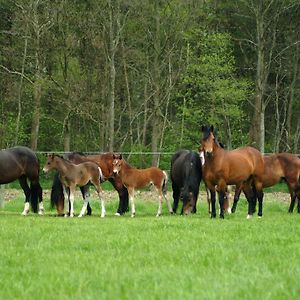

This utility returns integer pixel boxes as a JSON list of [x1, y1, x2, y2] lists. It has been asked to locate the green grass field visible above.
[[1, 191, 300, 300]]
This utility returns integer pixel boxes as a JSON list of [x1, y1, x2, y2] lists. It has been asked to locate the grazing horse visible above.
[[112, 154, 173, 217], [200, 125, 265, 219], [231, 153, 300, 213], [50, 152, 129, 216], [43, 154, 105, 218], [170, 150, 202, 214], [0, 146, 43, 215]]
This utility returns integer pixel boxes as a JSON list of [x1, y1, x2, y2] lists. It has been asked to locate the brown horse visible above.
[[112, 154, 173, 217], [43, 154, 104, 217], [51, 152, 129, 216], [231, 153, 300, 213], [200, 125, 265, 219]]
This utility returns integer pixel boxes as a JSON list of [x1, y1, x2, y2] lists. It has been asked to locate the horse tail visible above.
[[30, 180, 40, 213], [162, 171, 168, 196], [51, 172, 64, 209]]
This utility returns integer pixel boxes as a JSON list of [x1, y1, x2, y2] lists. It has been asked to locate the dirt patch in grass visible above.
[[0, 188, 292, 204]]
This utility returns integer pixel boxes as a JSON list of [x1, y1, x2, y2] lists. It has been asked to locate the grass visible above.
[[0, 191, 300, 300]]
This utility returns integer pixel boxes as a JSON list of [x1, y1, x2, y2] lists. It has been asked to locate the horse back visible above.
[[0, 146, 39, 184]]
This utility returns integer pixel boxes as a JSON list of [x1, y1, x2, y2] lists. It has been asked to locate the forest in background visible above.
[[1, 0, 300, 166]]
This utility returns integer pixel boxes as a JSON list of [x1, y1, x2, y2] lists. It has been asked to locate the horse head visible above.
[[112, 154, 123, 176], [201, 125, 216, 157], [43, 153, 57, 173]]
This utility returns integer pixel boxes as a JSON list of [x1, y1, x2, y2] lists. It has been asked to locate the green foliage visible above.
[[175, 31, 252, 149]]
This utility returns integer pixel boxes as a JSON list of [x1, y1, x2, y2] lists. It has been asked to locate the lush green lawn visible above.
[[1, 192, 300, 300]]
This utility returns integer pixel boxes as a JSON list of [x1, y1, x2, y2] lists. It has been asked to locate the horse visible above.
[[50, 152, 129, 216], [43, 154, 105, 217], [200, 125, 265, 219], [112, 154, 173, 217], [231, 153, 300, 213], [0, 146, 43, 215], [170, 150, 202, 214]]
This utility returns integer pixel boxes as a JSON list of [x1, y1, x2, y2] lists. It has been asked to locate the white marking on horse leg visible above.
[[115, 212, 121, 216], [97, 191, 105, 218], [78, 196, 88, 218], [247, 214, 253, 219], [63, 187, 69, 217], [227, 207, 232, 214], [98, 167, 104, 182], [156, 194, 163, 217], [164, 195, 173, 214], [21, 202, 30, 216], [69, 192, 74, 217], [129, 193, 135, 217], [38, 201, 45, 215]]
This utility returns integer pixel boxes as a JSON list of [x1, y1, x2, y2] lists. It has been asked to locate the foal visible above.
[[43, 154, 105, 217], [112, 154, 173, 217]]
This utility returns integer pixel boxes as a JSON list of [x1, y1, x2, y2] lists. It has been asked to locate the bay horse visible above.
[[170, 150, 202, 214], [200, 125, 265, 219], [43, 154, 105, 217], [50, 152, 129, 216], [231, 153, 300, 213], [0, 146, 43, 215], [112, 154, 173, 217]]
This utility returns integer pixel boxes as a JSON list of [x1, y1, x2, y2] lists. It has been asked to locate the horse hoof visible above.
[[258, 215, 262, 219], [156, 214, 161, 217], [246, 214, 253, 219], [115, 212, 121, 216], [21, 210, 29, 216], [131, 214, 135, 218], [101, 214, 105, 218], [78, 214, 83, 218]]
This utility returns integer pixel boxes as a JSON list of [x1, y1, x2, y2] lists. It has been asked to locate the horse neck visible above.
[[54, 157, 73, 175], [119, 160, 132, 177]]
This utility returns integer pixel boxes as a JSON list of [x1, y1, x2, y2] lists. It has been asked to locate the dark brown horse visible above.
[[44, 154, 104, 217], [231, 153, 300, 213], [170, 150, 202, 214], [200, 125, 265, 219], [51, 152, 129, 216], [0, 146, 43, 215], [112, 154, 173, 217]]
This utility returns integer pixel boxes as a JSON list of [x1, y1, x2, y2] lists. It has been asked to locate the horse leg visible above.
[[128, 188, 135, 218], [206, 185, 211, 214], [80, 185, 92, 216], [156, 189, 163, 217], [19, 176, 31, 216], [69, 187, 75, 217], [231, 186, 242, 213], [108, 178, 129, 216], [243, 184, 255, 219], [172, 183, 180, 214], [255, 183, 264, 217], [287, 181, 298, 213], [78, 191, 89, 218], [63, 186, 70, 217], [288, 193, 296, 213], [218, 190, 225, 219], [209, 188, 217, 218]]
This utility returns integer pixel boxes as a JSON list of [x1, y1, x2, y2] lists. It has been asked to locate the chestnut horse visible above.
[[112, 154, 173, 217], [50, 152, 129, 216], [0, 146, 43, 215], [200, 125, 265, 219], [44, 154, 105, 217], [231, 153, 300, 213]]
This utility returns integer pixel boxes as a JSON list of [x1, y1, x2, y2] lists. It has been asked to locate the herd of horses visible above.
[[1, 125, 300, 219]]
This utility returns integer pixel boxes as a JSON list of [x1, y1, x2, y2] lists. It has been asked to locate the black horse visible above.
[[170, 150, 202, 214], [50, 152, 129, 216], [0, 146, 43, 215]]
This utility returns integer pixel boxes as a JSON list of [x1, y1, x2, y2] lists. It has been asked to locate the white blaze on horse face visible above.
[[112, 159, 121, 175], [199, 151, 205, 165]]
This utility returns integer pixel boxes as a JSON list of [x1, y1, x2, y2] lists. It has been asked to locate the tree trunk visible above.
[[151, 2, 161, 166]]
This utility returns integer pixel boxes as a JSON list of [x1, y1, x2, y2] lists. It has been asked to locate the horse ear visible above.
[[119, 154, 122, 160], [210, 125, 214, 132]]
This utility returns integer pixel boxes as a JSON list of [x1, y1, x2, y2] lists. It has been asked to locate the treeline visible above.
[[1, 0, 300, 165]]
